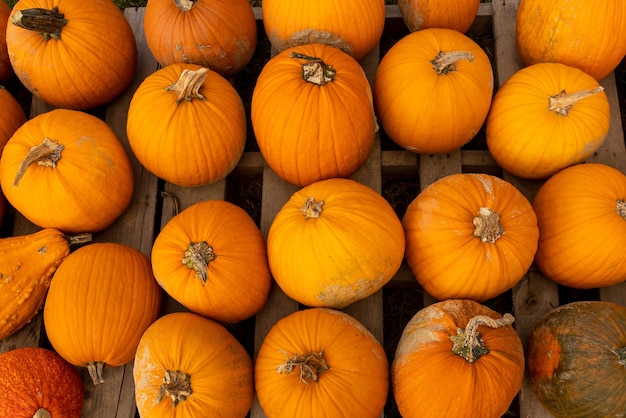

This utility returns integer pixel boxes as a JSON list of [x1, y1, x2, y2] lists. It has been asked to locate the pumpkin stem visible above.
[[450, 313, 515, 363], [548, 86, 605, 116], [10, 7, 67, 41], [277, 350, 329, 383], [616, 199, 626, 221], [66, 233, 93, 247], [13, 137, 64, 187], [290, 52, 336, 85], [161, 191, 182, 217], [165, 67, 209, 104], [32, 409, 52, 418], [157, 370, 192, 406], [86, 361, 106, 385], [174, 0, 197, 12], [472, 207, 504, 243], [182, 241, 216, 285], [300, 196, 324, 219], [614, 346, 626, 367], [430, 51, 474, 75]]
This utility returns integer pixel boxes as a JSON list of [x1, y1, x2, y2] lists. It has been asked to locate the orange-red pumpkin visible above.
[[143, 0, 257, 76], [0, 86, 27, 153], [0, 1, 12, 83], [403, 173, 539, 301], [255, 308, 389, 418], [393, 299, 524, 418], [398, 0, 481, 33], [5, 0, 137, 109], [0, 347, 84, 417], [374, 28, 494, 154], [134, 311, 254, 418]]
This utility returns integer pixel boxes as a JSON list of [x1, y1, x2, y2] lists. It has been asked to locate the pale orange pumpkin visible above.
[[398, 0, 481, 33], [403, 173, 539, 301], [0, 1, 12, 83]]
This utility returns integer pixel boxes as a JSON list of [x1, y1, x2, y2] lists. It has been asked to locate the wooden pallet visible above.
[[1, 2, 625, 417]]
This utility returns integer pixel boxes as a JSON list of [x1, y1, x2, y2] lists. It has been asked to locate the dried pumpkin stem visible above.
[[86, 361, 106, 385], [451, 313, 515, 363], [66, 233, 93, 247], [431, 50, 474, 75], [614, 346, 626, 367], [174, 0, 197, 12], [290, 52, 336, 85], [277, 351, 329, 383], [10, 7, 67, 40], [300, 196, 324, 219], [548, 86, 605, 116], [161, 191, 181, 217], [13, 138, 64, 187], [157, 370, 192, 406], [166, 67, 209, 104], [32, 409, 52, 418], [473, 207, 504, 243], [182, 241, 216, 285], [616, 199, 626, 220]]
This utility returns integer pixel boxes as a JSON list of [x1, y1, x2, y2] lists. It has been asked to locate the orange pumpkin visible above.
[[251, 44, 377, 187], [134, 311, 254, 418], [398, 0, 481, 33], [267, 178, 405, 308], [143, 0, 257, 76], [151, 199, 271, 323], [516, 0, 626, 81], [5, 0, 137, 110], [0, 86, 27, 153], [533, 163, 626, 289], [127, 64, 246, 187], [0, 1, 12, 83], [486, 63, 610, 179], [262, 0, 385, 61], [255, 308, 389, 418], [43, 242, 162, 385], [374, 28, 494, 154], [402, 173, 539, 301], [0, 347, 84, 417], [0, 109, 134, 234], [393, 299, 524, 418]]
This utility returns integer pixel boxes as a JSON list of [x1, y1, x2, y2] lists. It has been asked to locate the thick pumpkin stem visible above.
[[473, 207, 504, 243], [290, 52, 336, 85], [277, 351, 329, 383], [32, 409, 52, 418], [174, 0, 197, 12], [86, 361, 106, 385], [13, 138, 64, 187], [300, 197, 324, 219], [431, 50, 474, 75], [166, 67, 209, 104], [450, 313, 515, 363], [548, 86, 605, 116], [615, 346, 626, 367], [182, 241, 216, 285], [157, 370, 192, 406], [617, 200, 626, 220], [10, 7, 67, 41]]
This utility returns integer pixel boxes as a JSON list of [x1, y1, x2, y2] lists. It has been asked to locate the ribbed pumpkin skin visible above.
[[0, 347, 84, 417], [151, 200, 271, 323], [374, 28, 494, 154], [398, 0, 480, 33], [252, 43, 377, 187], [516, 0, 626, 81], [533, 163, 626, 289], [134, 312, 254, 418], [486, 63, 610, 179], [527, 301, 626, 417], [127, 63, 246, 187], [255, 308, 389, 418], [402, 173, 539, 301], [144, 0, 256, 76], [5, 0, 137, 110], [267, 178, 405, 308], [262, 0, 385, 61], [0, 109, 134, 234], [43, 243, 162, 381], [0, 1, 12, 83], [393, 299, 524, 418], [0, 86, 27, 153]]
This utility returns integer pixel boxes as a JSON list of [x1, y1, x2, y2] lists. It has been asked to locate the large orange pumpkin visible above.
[[134, 311, 254, 418], [143, 0, 257, 76], [374, 28, 494, 154], [0, 86, 27, 153], [251, 43, 377, 187], [267, 178, 405, 308], [398, 0, 481, 33], [255, 308, 389, 418], [5, 0, 137, 110], [0, 109, 134, 234], [532, 163, 626, 289], [402, 173, 539, 301], [486, 63, 610, 179], [43, 242, 162, 385], [0, 1, 12, 83], [262, 0, 385, 61], [393, 299, 524, 418], [151, 199, 271, 323], [516, 0, 626, 81], [127, 63, 246, 187]]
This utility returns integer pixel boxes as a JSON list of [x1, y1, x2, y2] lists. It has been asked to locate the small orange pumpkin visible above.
[[0, 1, 12, 83], [0, 86, 27, 153], [255, 308, 389, 418], [398, 0, 481, 33], [134, 311, 254, 418], [402, 173, 539, 301]]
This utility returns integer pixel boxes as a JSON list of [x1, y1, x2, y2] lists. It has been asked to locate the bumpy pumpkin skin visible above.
[[486, 63, 610, 179], [255, 308, 389, 418], [0, 347, 84, 417], [6, 0, 137, 110], [0, 1, 12, 83], [0, 86, 27, 153], [398, 0, 480, 33], [527, 301, 626, 417], [533, 163, 626, 289], [374, 28, 494, 154], [134, 312, 254, 418], [393, 299, 524, 418], [402, 173, 539, 301]]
